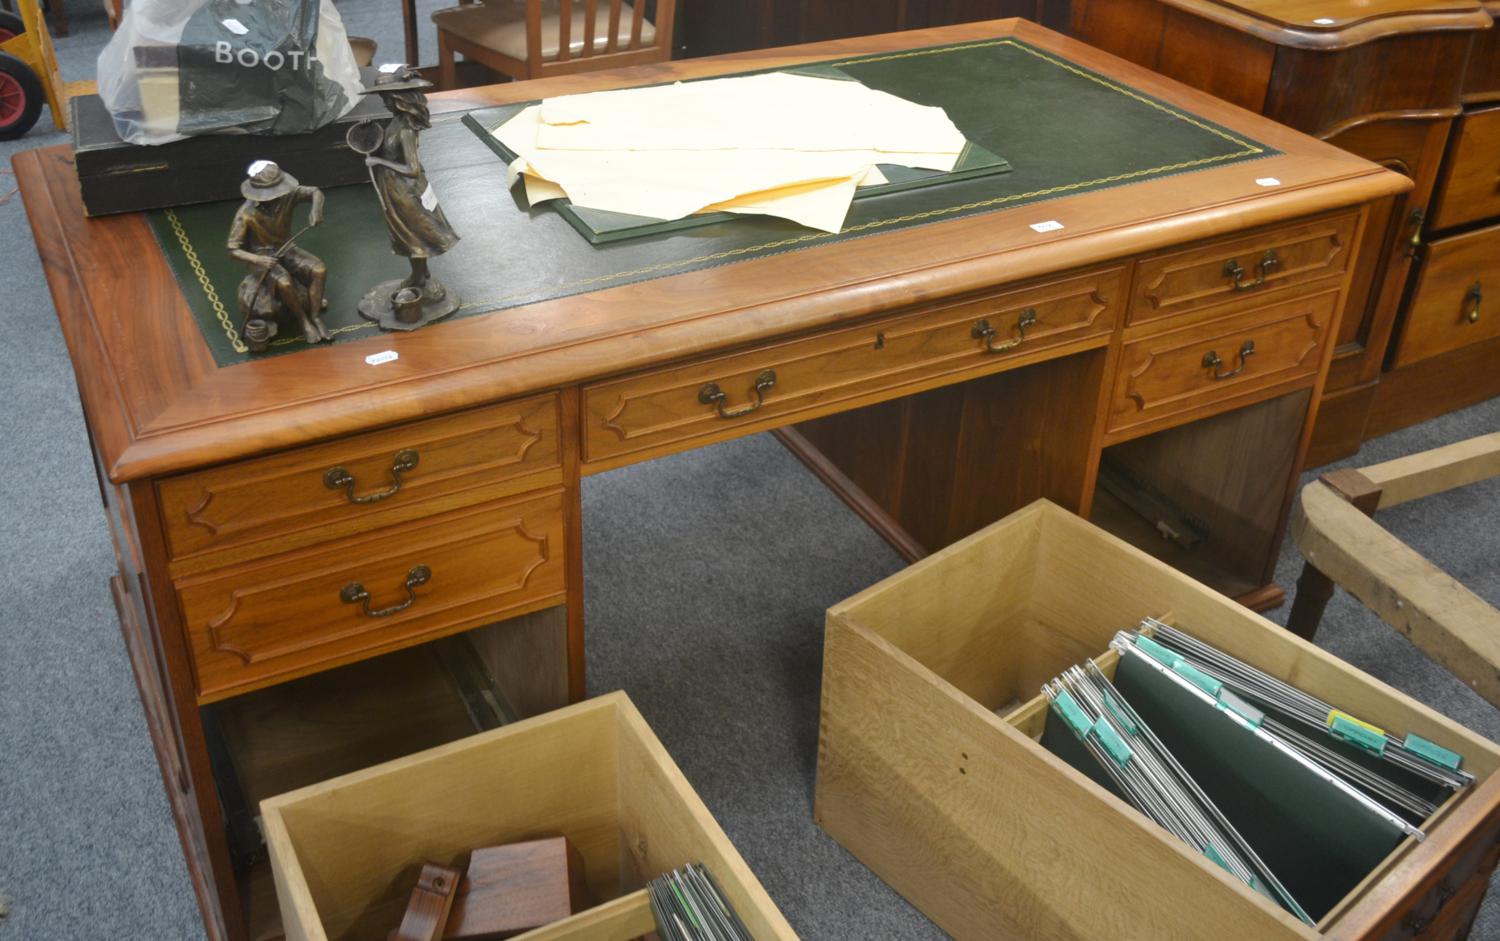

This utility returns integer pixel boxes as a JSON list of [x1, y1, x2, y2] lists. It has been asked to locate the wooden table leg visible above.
[[403, 0, 419, 67], [1286, 468, 1383, 640]]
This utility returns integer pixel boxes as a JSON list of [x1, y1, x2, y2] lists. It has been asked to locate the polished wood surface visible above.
[[157, 393, 560, 569], [179, 491, 567, 702], [817, 500, 1500, 941], [582, 265, 1121, 471], [1108, 290, 1332, 437], [1394, 222, 1500, 367], [1127, 212, 1356, 326], [1060, 0, 1500, 462], [17, 20, 1409, 941], [1430, 105, 1500, 228]]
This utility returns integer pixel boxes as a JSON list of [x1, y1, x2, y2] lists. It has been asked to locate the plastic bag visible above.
[[97, 0, 364, 145]]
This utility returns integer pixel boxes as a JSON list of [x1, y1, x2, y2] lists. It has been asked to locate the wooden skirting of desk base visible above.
[[1309, 337, 1500, 466]]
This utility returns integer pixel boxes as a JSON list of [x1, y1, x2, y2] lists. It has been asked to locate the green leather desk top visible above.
[[151, 37, 1275, 367]]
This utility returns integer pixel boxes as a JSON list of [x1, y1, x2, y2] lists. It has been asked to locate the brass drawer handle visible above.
[[1202, 339, 1256, 380], [699, 369, 776, 419], [340, 564, 431, 617], [1464, 282, 1482, 324], [1224, 249, 1279, 291], [324, 449, 419, 504], [972, 308, 1038, 354]]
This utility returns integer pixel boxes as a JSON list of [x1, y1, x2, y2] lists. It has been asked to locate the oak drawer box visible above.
[[159, 394, 561, 566], [815, 500, 1500, 941], [583, 267, 1125, 467], [1128, 213, 1357, 327], [1392, 224, 1500, 369], [1431, 106, 1500, 232], [262, 692, 798, 941], [1108, 290, 1334, 436], [177, 491, 567, 702]]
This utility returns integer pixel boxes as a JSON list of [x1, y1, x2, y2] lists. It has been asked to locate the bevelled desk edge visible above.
[[1138, 0, 1493, 50], [18, 19, 1410, 485]]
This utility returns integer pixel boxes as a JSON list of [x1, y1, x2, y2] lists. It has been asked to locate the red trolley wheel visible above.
[[0, 51, 42, 140], [0, 11, 23, 43]]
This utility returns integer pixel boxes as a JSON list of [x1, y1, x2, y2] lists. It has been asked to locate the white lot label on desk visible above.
[[365, 350, 399, 366], [1030, 220, 1065, 233], [1256, 177, 1282, 187]]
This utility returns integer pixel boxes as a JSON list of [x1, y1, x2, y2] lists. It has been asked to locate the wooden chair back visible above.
[[527, 0, 676, 78]]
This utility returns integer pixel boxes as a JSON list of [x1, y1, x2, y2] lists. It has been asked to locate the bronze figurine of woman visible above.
[[350, 67, 462, 330]]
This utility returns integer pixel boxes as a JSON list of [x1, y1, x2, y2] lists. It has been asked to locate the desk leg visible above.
[[562, 387, 587, 702]]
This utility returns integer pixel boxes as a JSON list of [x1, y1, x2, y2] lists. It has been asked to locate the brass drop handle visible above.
[[972, 308, 1038, 354], [1408, 207, 1426, 257], [1203, 339, 1256, 380], [1224, 249, 1280, 291], [340, 564, 431, 617], [1464, 282, 1482, 324], [324, 449, 419, 504], [699, 369, 777, 419]]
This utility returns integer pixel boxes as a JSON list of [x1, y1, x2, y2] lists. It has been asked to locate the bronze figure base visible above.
[[358, 278, 460, 332]]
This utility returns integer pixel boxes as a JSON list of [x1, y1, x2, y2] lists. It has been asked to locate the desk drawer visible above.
[[177, 491, 566, 701], [1109, 290, 1334, 435], [1431, 106, 1500, 232], [1129, 213, 1357, 326], [1393, 223, 1500, 368], [583, 267, 1124, 466], [159, 394, 560, 568]]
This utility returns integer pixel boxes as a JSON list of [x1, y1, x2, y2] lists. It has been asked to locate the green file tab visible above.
[[1092, 717, 1133, 768], [1136, 635, 1182, 669], [1327, 710, 1387, 755], [1404, 733, 1463, 771], [1053, 689, 1093, 739], [1173, 661, 1223, 697]]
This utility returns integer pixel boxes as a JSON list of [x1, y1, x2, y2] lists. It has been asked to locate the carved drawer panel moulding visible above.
[[177, 491, 566, 701], [584, 267, 1125, 464]]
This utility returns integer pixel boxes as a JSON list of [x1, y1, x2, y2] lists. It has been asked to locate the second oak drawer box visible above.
[[158, 394, 561, 565], [583, 267, 1124, 465], [176, 490, 567, 701]]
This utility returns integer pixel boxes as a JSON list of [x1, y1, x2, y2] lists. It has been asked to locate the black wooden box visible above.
[[70, 88, 388, 217]]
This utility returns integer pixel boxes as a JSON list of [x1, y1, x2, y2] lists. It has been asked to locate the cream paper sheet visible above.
[[494, 72, 966, 233]]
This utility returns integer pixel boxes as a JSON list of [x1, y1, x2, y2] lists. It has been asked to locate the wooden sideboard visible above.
[[1059, 0, 1500, 464], [17, 20, 1406, 941]]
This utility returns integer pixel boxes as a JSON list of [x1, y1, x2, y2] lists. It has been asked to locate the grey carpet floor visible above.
[[2, 5, 1499, 938]]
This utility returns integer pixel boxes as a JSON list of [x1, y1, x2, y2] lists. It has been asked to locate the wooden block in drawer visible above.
[[584, 267, 1124, 467], [262, 693, 798, 941], [177, 490, 566, 701], [1431, 105, 1500, 232], [1109, 289, 1334, 437], [1129, 213, 1357, 326], [1392, 223, 1500, 369], [159, 394, 560, 568]]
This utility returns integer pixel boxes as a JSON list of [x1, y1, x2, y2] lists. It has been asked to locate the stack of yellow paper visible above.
[[493, 72, 969, 233]]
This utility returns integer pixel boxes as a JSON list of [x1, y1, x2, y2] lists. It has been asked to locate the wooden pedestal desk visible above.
[[16, 20, 1406, 941], [1057, 0, 1500, 464]]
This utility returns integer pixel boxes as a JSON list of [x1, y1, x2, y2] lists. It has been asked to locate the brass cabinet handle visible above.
[[324, 449, 419, 504], [340, 564, 431, 617], [1464, 282, 1482, 324], [1202, 339, 1256, 380], [972, 307, 1038, 354], [699, 369, 777, 419], [1224, 249, 1280, 291], [1408, 206, 1426, 257]]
